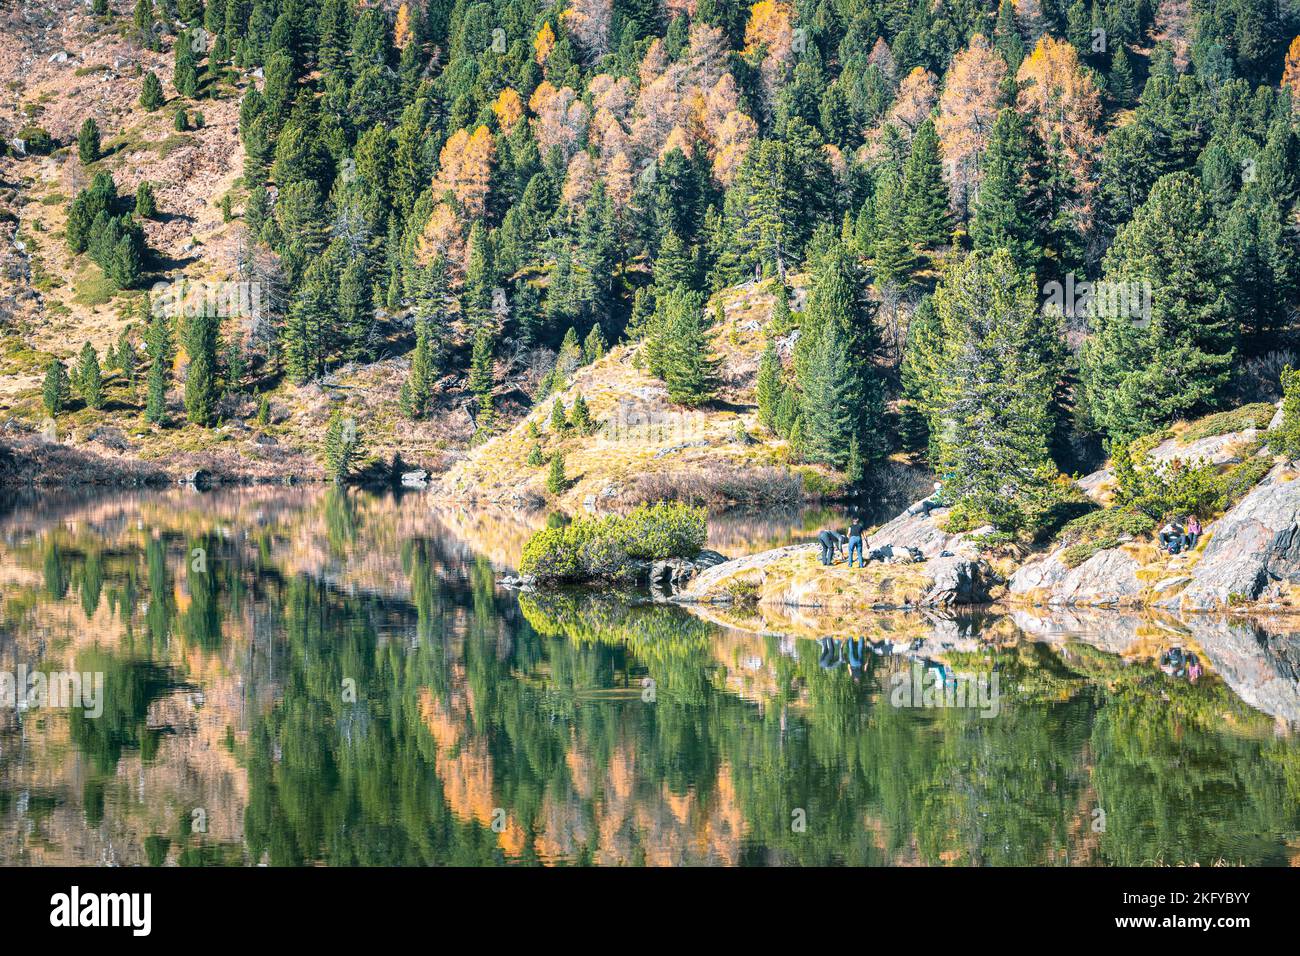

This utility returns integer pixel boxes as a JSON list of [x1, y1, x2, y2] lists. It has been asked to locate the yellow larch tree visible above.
[[1016, 36, 1102, 194], [1283, 36, 1300, 109], [936, 34, 1007, 218], [534, 22, 556, 65]]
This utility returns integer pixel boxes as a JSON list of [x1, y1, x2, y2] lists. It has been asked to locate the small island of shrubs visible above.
[[519, 502, 708, 585]]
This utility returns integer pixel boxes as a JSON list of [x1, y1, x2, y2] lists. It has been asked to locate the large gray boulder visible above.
[[1179, 464, 1300, 610], [649, 549, 727, 591], [924, 555, 999, 606], [868, 506, 981, 558], [1009, 546, 1142, 606]]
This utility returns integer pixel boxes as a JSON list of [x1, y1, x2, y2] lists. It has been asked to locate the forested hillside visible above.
[[1, 0, 1298, 531]]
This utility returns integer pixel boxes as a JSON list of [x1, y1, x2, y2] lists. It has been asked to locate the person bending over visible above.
[[817, 529, 846, 565]]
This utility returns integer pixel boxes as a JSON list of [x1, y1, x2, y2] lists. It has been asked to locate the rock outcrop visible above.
[[677, 542, 998, 610], [1012, 462, 1300, 611], [649, 549, 728, 592], [866, 506, 984, 559], [1009, 546, 1143, 607], [1075, 406, 1276, 502], [1176, 464, 1300, 610]]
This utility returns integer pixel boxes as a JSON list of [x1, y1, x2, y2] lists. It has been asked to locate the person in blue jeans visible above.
[[847, 518, 867, 568]]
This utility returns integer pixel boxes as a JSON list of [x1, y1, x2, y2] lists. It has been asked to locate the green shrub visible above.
[[1220, 455, 1273, 509], [1179, 403, 1275, 443], [17, 125, 55, 155], [722, 577, 760, 604], [1112, 444, 1225, 521], [519, 502, 708, 583], [1058, 508, 1156, 568], [1270, 367, 1300, 460]]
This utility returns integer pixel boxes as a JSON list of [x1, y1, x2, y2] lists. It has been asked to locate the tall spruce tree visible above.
[[970, 108, 1040, 273], [798, 237, 887, 467], [1080, 172, 1236, 442], [928, 249, 1063, 525], [43, 359, 70, 417], [75, 341, 104, 409], [870, 168, 917, 288], [145, 312, 172, 424], [655, 287, 720, 407], [902, 119, 950, 250], [183, 307, 220, 426], [756, 338, 782, 433]]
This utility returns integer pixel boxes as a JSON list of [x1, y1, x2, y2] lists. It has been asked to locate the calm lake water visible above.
[[1, 487, 1298, 866]]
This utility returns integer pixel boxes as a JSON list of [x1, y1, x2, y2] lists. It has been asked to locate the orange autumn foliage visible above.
[[937, 34, 1007, 212], [534, 21, 556, 65], [1016, 36, 1102, 193], [1284, 36, 1300, 108], [394, 3, 413, 49], [491, 87, 524, 131], [889, 67, 938, 141], [431, 125, 494, 220]]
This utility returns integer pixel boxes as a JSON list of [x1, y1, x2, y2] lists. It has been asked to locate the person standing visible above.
[[847, 517, 866, 568]]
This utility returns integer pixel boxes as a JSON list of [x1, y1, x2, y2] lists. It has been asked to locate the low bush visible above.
[[1058, 508, 1157, 568], [1178, 403, 1275, 443], [627, 465, 804, 510], [1112, 444, 1225, 521], [1270, 366, 1300, 460], [519, 502, 708, 583]]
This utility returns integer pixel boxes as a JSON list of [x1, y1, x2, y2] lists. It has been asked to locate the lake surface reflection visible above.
[[1, 487, 1298, 866]]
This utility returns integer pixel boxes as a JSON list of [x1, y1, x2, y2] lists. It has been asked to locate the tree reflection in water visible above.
[[0, 487, 1297, 866]]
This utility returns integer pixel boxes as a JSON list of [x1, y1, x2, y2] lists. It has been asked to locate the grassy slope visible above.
[[0, 11, 499, 483], [436, 275, 847, 512]]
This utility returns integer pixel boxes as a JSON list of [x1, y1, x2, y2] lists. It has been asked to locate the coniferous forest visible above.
[[13, 0, 1300, 530]]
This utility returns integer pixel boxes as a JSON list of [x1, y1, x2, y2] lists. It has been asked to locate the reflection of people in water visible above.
[[817, 637, 842, 670], [816, 637, 873, 680], [846, 637, 867, 680], [1159, 646, 1203, 681]]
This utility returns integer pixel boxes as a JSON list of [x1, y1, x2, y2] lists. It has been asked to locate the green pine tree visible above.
[[902, 119, 950, 250], [1109, 45, 1134, 103], [140, 71, 164, 110], [870, 168, 917, 288], [928, 249, 1064, 526], [77, 118, 101, 164], [970, 108, 1041, 273], [583, 324, 606, 363], [145, 312, 172, 425], [174, 31, 200, 98], [571, 393, 593, 434], [75, 341, 104, 409], [183, 308, 219, 426], [323, 410, 359, 483], [135, 181, 157, 218], [43, 358, 70, 417], [545, 450, 569, 494], [1080, 172, 1236, 442], [756, 338, 782, 433], [654, 287, 720, 407]]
